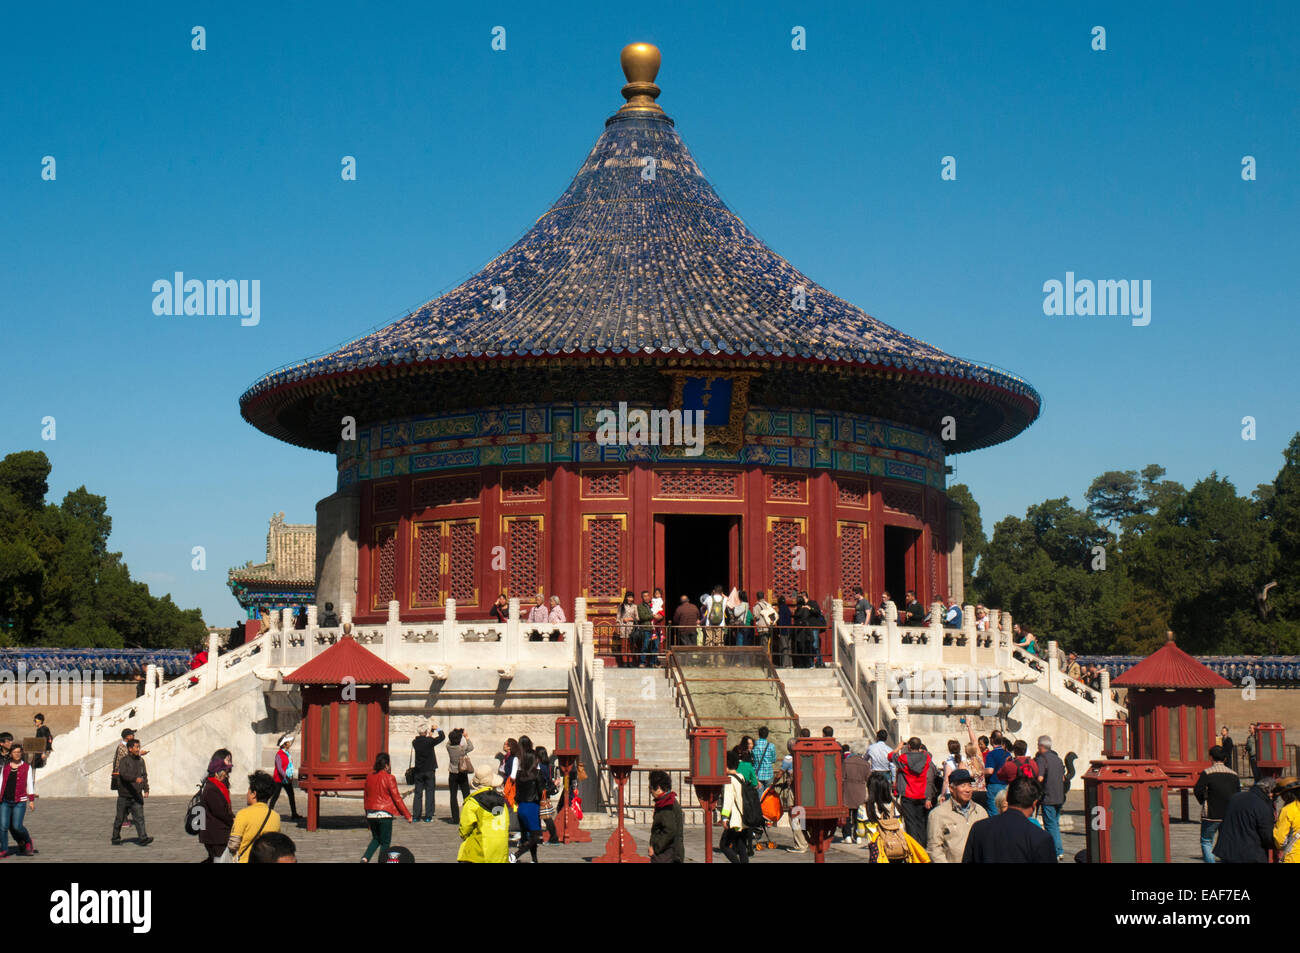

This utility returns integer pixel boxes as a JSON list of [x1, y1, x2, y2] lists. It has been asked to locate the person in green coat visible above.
[[457, 766, 510, 863], [647, 771, 685, 863]]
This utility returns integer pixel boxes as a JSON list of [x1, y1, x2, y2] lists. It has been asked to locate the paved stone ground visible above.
[[8, 790, 1207, 863]]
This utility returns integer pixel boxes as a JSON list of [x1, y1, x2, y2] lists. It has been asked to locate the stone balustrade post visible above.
[[341, 602, 354, 626], [831, 598, 844, 665], [853, 628, 867, 684], [1047, 640, 1061, 695], [883, 601, 898, 664], [964, 604, 978, 665], [207, 632, 221, 692], [444, 598, 458, 650], [281, 608, 294, 639], [574, 596, 587, 625], [507, 596, 520, 648], [305, 605, 318, 659], [144, 663, 158, 721], [895, 702, 911, 745], [928, 601, 944, 652], [1099, 669, 1113, 721], [582, 620, 595, 678], [79, 696, 95, 755], [874, 661, 889, 730], [590, 655, 605, 728], [384, 600, 401, 661]]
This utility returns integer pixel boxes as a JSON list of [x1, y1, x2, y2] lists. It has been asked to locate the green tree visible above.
[[0, 450, 207, 650]]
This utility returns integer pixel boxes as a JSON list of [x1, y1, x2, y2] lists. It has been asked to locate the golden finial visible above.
[[617, 42, 663, 115]]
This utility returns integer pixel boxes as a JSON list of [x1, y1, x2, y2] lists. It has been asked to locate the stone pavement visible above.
[[9, 790, 1208, 863]]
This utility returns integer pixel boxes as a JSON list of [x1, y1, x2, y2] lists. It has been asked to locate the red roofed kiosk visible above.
[[1112, 631, 1232, 821], [283, 629, 410, 831]]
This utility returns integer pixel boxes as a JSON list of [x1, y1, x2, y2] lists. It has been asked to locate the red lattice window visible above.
[[448, 520, 478, 604], [584, 469, 625, 497], [769, 519, 804, 601], [839, 522, 867, 598], [413, 474, 481, 510], [586, 517, 624, 600], [768, 473, 805, 502], [502, 471, 544, 500], [507, 517, 541, 597], [837, 478, 870, 508], [882, 485, 922, 517], [373, 482, 399, 515], [413, 523, 442, 607], [656, 469, 739, 498], [373, 524, 398, 610]]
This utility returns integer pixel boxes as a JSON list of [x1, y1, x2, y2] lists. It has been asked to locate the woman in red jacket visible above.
[[361, 752, 412, 862], [0, 743, 37, 857]]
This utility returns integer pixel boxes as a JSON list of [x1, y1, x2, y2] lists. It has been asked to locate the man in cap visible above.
[[926, 767, 988, 862]]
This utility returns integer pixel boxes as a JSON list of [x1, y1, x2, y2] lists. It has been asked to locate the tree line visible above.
[[951, 433, 1300, 657], [0, 450, 207, 649]]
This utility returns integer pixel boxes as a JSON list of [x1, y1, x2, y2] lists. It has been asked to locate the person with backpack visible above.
[[648, 770, 685, 863], [458, 766, 510, 863], [890, 736, 940, 844], [983, 732, 1011, 816], [997, 739, 1038, 786], [865, 805, 931, 863], [195, 749, 235, 862], [729, 589, 751, 647], [702, 585, 728, 647], [720, 750, 752, 863], [774, 595, 793, 667]]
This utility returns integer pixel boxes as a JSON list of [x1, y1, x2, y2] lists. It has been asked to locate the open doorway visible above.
[[661, 514, 735, 604], [883, 525, 920, 604]]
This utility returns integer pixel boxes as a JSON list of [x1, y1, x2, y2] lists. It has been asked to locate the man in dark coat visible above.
[[411, 723, 447, 822], [841, 746, 872, 844], [1034, 735, 1066, 861], [647, 770, 685, 863], [671, 595, 700, 647], [112, 738, 152, 846], [1213, 777, 1277, 863], [1193, 744, 1240, 863], [961, 776, 1056, 863]]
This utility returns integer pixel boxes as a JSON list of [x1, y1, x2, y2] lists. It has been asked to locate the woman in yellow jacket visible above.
[[1274, 777, 1300, 863], [458, 767, 510, 863], [719, 751, 749, 863]]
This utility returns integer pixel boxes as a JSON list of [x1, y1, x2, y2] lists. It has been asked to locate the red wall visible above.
[[354, 464, 950, 629]]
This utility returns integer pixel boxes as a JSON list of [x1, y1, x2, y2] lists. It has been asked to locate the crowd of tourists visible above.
[[602, 585, 834, 668]]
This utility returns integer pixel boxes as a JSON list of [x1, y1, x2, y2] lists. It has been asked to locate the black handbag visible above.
[[404, 748, 416, 785]]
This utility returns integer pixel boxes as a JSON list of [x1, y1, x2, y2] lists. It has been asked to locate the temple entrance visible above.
[[660, 514, 736, 605], [883, 525, 920, 604]]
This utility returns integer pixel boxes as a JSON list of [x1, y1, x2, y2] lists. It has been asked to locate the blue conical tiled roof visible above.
[[240, 49, 1039, 453]]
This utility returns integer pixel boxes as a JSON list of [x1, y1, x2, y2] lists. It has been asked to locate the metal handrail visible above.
[[664, 649, 702, 732]]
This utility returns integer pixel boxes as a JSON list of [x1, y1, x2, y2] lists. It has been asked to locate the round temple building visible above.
[[239, 44, 1040, 653]]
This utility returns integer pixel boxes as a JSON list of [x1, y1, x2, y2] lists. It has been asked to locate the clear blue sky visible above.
[[2, 2, 1297, 624]]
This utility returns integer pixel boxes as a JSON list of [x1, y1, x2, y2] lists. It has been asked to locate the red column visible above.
[[745, 468, 765, 595], [631, 463, 653, 594], [552, 465, 579, 607], [811, 471, 835, 647]]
